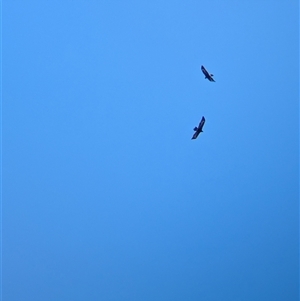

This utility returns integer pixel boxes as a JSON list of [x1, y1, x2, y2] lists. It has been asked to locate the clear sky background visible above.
[[3, 1, 299, 300]]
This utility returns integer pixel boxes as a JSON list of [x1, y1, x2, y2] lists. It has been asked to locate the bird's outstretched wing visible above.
[[199, 116, 205, 129]]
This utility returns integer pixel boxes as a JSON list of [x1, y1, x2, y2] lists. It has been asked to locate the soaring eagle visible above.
[[201, 65, 215, 82], [191, 116, 206, 139]]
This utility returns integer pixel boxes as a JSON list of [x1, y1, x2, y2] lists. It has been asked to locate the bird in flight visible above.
[[191, 116, 206, 139], [201, 65, 215, 82]]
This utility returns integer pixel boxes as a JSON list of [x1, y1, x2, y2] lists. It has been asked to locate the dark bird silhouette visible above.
[[191, 116, 206, 139], [201, 65, 215, 82]]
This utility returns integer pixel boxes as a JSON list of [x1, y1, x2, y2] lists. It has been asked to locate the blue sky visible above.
[[3, 1, 299, 300]]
